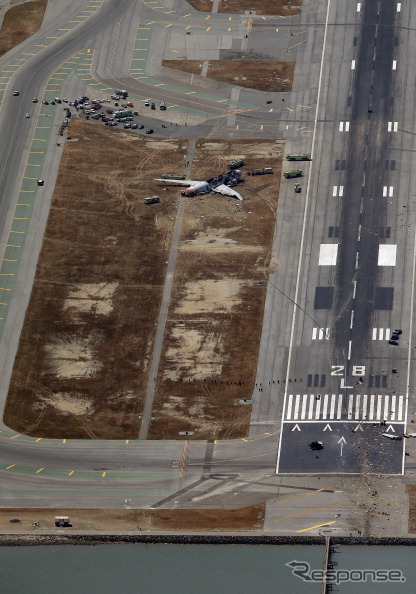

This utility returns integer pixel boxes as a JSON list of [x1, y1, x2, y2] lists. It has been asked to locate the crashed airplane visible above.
[[155, 168, 244, 200]]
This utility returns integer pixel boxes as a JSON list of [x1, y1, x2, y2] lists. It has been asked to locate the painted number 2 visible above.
[[331, 365, 366, 376]]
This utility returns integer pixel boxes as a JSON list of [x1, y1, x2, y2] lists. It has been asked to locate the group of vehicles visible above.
[[388, 329, 403, 346], [13, 90, 163, 135]]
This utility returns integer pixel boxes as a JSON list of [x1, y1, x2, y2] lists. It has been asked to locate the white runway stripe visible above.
[[372, 328, 390, 340]]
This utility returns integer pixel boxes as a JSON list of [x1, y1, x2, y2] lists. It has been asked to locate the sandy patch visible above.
[[41, 392, 93, 415], [199, 142, 274, 157], [175, 279, 243, 315], [44, 336, 101, 379], [164, 326, 224, 380], [64, 282, 118, 316], [180, 227, 260, 253]]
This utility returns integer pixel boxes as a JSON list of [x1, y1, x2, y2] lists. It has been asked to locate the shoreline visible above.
[[1, 534, 416, 546]]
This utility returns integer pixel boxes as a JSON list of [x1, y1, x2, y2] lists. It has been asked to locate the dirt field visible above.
[[219, 0, 302, 14], [0, 504, 265, 532], [4, 123, 282, 440], [0, 0, 47, 58], [186, 0, 213, 12], [148, 139, 282, 440], [4, 120, 187, 439], [162, 60, 295, 93]]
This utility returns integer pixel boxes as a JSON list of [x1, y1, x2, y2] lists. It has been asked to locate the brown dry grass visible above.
[[218, 0, 302, 15], [0, 0, 47, 58], [163, 60, 203, 76], [163, 60, 295, 93], [0, 504, 265, 531], [148, 139, 283, 440], [406, 484, 416, 532], [186, 0, 213, 11], [4, 120, 188, 439]]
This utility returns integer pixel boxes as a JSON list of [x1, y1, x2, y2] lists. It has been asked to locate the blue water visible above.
[[2, 543, 415, 593], [0, 544, 322, 594]]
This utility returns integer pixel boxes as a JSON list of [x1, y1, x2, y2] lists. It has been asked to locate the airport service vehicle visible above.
[[161, 174, 186, 180], [37, 179, 44, 186], [115, 89, 128, 98], [12, 91, 19, 96], [294, 183, 301, 193], [283, 170, 302, 179], [227, 158, 244, 170], [144, 196, 160, 204], [32, 98, 38, 103], [286, 153, 311, 161], [144, 99, 150, 106], [160, 102, 167, 110], [25, 113, 30, 118], [114, 110, 133, 119], [151, 103, 156, 110]]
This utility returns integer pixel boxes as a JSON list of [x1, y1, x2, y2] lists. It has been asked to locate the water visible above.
[[1, 544, 322, 594], [1, 543, 415, 593]]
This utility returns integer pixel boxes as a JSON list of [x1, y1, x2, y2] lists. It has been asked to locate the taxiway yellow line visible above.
[[297, 520, 336, 533]]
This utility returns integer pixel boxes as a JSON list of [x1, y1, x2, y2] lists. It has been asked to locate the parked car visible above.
[[37, 179, 44, 186], [106, 109, 113, 114], [32, 98, 38, 103], [146, 129, 154, 134], [131, 123, 138, 129], [12, 90, 19, 96]]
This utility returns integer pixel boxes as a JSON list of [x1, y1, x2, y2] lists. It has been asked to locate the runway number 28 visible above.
[[331, 365, 365, 376]]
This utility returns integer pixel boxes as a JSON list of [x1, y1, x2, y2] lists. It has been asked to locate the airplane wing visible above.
[[155, 179, 203, 187], [212, 183, 243, 201]]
